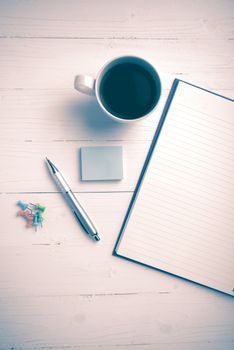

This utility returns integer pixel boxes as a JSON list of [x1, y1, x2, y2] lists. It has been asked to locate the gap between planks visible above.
[[0, 191, 133, 194], [0, 36, 179, 40]]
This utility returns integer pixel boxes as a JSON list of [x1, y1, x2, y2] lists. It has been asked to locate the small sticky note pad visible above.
[[80, 146, 123, 181]]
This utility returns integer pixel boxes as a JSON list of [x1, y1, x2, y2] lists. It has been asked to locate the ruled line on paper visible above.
[[153, 158, 233, 188], [137, 191, 234, 232], [135, 205, 233, 240], [157, 129, 234, 161], [146, 171, 233, 205], [174, 104, 234, 129], [174, 108, 234, 136], [129, 217, 233, 262], [121, 244, 232, 290], [136, 205, 234, 244], [157, 146, 234, 177], [142, 184, 234, 222], [123, 236, 232, 279], [145, 179, 234, 216], [162, 114, 234, 154], [177, 102, 234, 126], [146, 175, 234, 209], [166, 118, 234, 146], [128, 223, 232, 267], [141, 178, 233, 230], [146, 165, 232, 197], [121, 246, 231, 290]]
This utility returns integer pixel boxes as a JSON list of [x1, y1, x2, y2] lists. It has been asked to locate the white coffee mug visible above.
[[74, 55, 161, 123]]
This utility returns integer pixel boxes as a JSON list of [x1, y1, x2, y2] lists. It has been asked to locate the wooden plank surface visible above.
[[0, 0, 233, 349], [0, 38, 233, 91], [1, 193, 234, 349], [0, 0, 233, 40]]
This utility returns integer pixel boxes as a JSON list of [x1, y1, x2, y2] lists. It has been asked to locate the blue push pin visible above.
[[32, 212, 40, 231], [17, 200, 29, 211]]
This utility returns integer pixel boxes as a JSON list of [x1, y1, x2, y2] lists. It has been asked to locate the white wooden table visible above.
[[0, 1, 233, 349]]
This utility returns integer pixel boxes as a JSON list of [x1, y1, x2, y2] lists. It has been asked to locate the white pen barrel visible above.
[[54, 172, 70, 192], [65, 190, 97, 236]]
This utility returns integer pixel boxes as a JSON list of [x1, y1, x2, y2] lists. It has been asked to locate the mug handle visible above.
[[74, 75, 96, 96]]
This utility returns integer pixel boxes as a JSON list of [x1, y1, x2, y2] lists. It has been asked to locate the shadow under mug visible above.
[[74, 55, 161, 123]]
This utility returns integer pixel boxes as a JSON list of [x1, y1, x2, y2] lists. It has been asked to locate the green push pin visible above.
[[35, 204, 46, 212]]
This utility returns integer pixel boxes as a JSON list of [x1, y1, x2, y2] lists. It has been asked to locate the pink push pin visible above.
[[17, 209, 33, 228], [26, 217, 33, 228], [17, 209, 31, 217]]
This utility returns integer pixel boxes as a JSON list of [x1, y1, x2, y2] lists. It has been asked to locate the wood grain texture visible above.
[[1, 193, 234, 349], [0, 0, 233, 40], [0, 0, 233, 349], [0, 38, 233, 90]]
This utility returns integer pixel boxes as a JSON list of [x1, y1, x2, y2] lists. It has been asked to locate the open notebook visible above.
[[115, 79, 234, 296]]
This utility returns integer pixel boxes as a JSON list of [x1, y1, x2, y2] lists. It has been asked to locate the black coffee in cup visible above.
[[99, 62, 160, 120]]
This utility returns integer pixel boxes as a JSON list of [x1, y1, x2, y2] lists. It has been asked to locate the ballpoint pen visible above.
[[46, 158, 100, 241]]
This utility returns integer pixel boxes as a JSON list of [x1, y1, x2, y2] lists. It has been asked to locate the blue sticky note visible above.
[[80, 146, 123, 181]]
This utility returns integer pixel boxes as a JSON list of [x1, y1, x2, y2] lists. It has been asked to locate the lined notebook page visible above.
[[116, 81, 234, 296]]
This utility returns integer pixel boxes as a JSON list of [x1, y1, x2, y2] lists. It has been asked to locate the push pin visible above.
[[17, 209, 31, 218], [17, 201, 29, 211], [16, 200, 46, 231], [26, 216, 33, 228], [17, 209, 33, 228], [37, 211, 44, 227], [35, 204, 46, 213], [32, 213, 39, 231]]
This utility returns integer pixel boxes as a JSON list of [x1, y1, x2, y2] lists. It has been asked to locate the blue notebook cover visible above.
[[113, 79, 234, 296]]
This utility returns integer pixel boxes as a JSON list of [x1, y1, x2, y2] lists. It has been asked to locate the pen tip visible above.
[[45, 157, 58, 174], [94, 234, 100, 241]]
